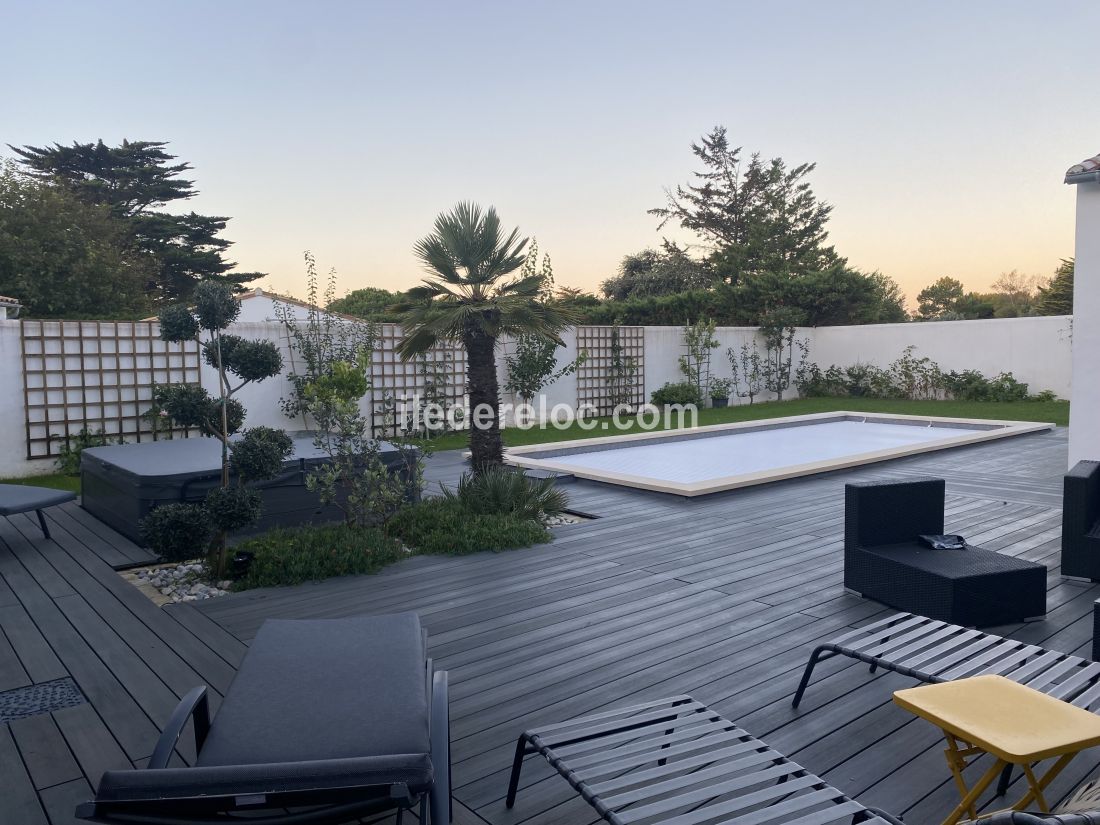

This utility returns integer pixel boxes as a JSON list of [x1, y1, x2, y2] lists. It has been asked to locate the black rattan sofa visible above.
[[844, 477, 1046, 627], [76, 613, 450, 825], [1063, 461, 1100, 581]]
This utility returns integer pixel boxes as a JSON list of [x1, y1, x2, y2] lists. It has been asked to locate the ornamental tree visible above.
[[148, 281, 290, 575]]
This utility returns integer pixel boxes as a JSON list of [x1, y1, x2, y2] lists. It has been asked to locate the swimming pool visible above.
[[504, 412, 1053, 496]]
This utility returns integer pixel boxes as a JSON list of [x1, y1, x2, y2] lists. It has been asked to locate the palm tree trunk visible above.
[[463, 322, 503, 473]]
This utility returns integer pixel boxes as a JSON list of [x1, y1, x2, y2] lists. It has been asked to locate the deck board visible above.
[[3, 426, 1099, 824]]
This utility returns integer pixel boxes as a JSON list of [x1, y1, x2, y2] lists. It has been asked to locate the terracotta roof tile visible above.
[[1066, 153, 1100, 181]]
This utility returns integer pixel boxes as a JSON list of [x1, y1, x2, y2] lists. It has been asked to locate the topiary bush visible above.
[[229, 427, 294, 480], [203, 486, 263, 533], [140, 503, 214, 563], [650, 381, 704, 407]]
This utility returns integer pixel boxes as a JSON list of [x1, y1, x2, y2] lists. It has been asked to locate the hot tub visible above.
[[504, 411, 1053, 496], [81, 433, 419, 544]]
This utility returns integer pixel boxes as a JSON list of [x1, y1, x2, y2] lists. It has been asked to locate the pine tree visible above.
[[1036, 259, 1074, 316], [649, 126, 841, 285], [10, 139, 261, 300]]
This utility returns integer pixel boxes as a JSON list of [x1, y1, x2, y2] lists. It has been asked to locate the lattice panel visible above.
[[576, 325, 645, 417], [369, 323, 467, 435], [21, 320, 200, 460]]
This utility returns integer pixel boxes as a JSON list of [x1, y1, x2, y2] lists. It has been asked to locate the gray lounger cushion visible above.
[[94, 613, 433, 802], [0, 484, 76, 515]]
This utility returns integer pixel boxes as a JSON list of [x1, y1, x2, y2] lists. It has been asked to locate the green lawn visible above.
[[421, 396, 1069, 452], [0, 472, 82, 493]]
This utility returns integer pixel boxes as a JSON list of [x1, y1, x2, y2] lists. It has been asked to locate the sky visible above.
[[4, 1, 1098, 307]]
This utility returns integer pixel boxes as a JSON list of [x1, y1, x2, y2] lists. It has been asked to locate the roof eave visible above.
[[1066, 170, 1100, 185]]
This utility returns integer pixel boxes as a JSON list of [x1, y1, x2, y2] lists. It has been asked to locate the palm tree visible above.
[[398, 203, 576, 472]]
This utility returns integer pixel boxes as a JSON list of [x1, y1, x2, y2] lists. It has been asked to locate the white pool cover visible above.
[[545, 420, 976, 483], [505, 413, 1055, 496]]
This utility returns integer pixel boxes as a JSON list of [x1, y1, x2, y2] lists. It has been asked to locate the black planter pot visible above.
[[711, 397, 729, 408]]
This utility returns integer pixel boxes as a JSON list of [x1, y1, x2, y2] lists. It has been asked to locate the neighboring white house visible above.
[[0, 295, 21, 320], [234, 288, 348, 323], [1067, 153, 1100, 466]]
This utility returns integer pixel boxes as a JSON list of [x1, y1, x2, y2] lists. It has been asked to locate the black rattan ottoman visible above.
[[844, 478, 1046, 627]]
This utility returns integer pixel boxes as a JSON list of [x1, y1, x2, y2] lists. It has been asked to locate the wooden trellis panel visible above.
[[576, 325, 645, 417], [369, 323, 467, 435], [20, 320, 200, 460]]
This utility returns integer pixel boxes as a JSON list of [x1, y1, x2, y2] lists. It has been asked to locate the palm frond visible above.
[[398, 202, 573, 360]]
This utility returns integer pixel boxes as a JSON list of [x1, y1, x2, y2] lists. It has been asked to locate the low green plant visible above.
[[886, 346, 942, 399], [943, 370, 1029, 402], [708, 378, 733, 399], [650, 381, 704, 407], [795, 361, 848, 397], [139, 503, 214, 563], [442, 467, 567, 521], [232, 523, 406, 590], [53, 426, 109, 475], [385, 497, 551, 555], [844, 363, 883, 397]]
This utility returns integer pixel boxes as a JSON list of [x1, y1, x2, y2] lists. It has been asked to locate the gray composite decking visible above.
[[0, 426, 1097, 825]]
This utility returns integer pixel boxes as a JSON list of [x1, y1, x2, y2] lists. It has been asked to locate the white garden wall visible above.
[[0, 313, 1075, 478], [805, 316, 1073, 397], [1069, 181, 1100, 466]]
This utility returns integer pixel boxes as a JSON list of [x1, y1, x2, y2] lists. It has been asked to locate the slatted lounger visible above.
[[792, 612, 1100, 799], [793, 612, 1100, 710], [0, 483, 77, 539], [506, 695, 904, 825]]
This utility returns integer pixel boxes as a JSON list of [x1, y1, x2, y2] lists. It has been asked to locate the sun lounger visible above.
[[792, 612, 1100, 710], [76, 612, 450, 825], [0, 483, 77, 539], [506, 694, 904, 825], [792, 611, 1100, 800]]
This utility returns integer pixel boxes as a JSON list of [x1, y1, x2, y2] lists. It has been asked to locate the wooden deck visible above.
[[1, 427, 1097, 825]]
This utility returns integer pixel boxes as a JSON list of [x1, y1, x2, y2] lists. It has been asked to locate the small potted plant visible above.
[[709, 378, 733, 408]]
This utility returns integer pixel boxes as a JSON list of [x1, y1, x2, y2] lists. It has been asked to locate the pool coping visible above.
[[503, 411, 1055, 497]]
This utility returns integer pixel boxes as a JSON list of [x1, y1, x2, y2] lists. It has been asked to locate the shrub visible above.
[[229, 427, 294, 480], [385, 498, 551, 555], [708, 378, 733, 399], [54, 426, 109, 475], [795, 362, 843, 397], [986, 372, 1030, 402], [650, 381, 703, 407], [844, 363, 884, 397], [140, 503, 213, 563], [232, 524, 405, 590], [442, 467, 567, 521], [943, 370, 1029, 402], [1031, 389, 1059, 403], [204, 486, 263, 533]]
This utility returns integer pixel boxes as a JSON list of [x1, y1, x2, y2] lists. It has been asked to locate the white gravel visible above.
[[123, 561, 231, 605]]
